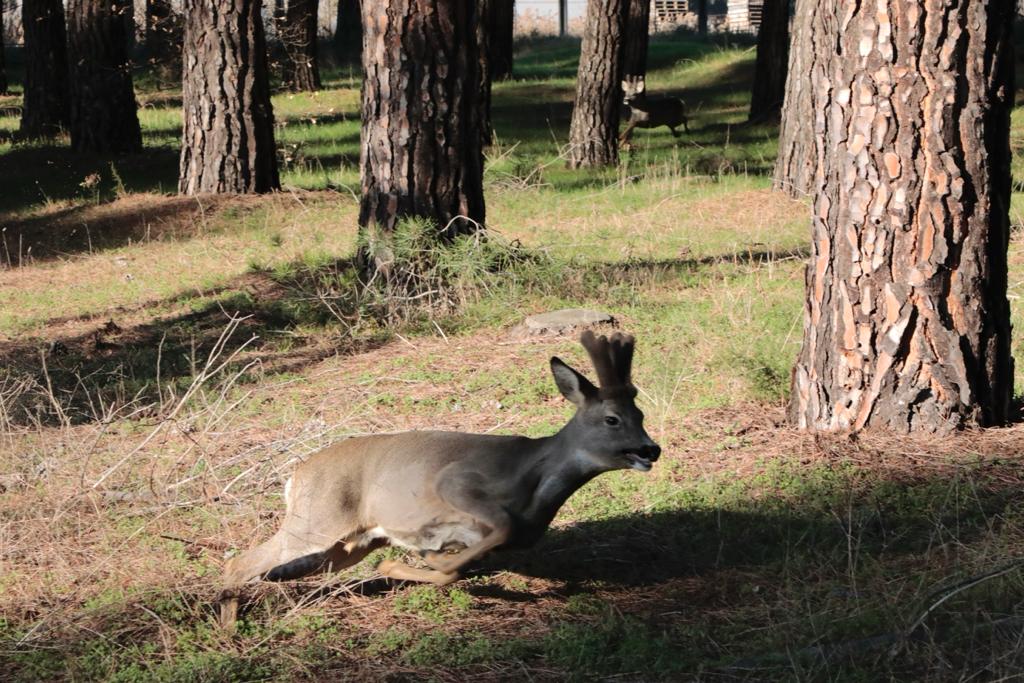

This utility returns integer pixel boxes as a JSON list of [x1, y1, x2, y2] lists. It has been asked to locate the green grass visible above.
[[2, 31, 1024, 682]]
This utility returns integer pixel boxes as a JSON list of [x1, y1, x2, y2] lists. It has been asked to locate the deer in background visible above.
[[219, 331, 661, 626], [620, 75, 690, 146]]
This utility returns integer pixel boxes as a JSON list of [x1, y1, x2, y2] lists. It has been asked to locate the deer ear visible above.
[[636, 80, 645, 94], [550, 357, 597, 407], [620, 80, 628, 91]]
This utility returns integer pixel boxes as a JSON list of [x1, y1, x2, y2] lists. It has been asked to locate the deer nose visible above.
[[641, 443, 661, 462]]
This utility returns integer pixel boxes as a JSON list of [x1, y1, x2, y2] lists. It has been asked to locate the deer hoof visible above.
[[218, 592, 239, 631]]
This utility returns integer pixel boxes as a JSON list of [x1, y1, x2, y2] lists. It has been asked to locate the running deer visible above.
[[620, 76, 689, 145], [219, 331, 660, 626]]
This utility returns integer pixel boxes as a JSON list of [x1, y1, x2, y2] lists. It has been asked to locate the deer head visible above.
[[550, 330, 661, 471], [621, 75, 646, 105]]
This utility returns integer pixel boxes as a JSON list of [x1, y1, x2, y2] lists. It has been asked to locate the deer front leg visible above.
[[416, 473, 513, 576], [619, 122, 637, 147], [377, 521, 509, 586]]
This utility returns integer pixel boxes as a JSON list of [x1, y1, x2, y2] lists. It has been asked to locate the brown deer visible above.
[[620, 76, 690, 145], [218, 331, 661, 626]]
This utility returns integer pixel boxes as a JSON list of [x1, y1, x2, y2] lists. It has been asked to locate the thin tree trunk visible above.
[[621, 0, 649, 79], [789, 0, 1014, 433], [567, 0, 627, 168], [20, 0, 70, 138], [67, 0, 142, 153], [488, 0, 514, 81], [747, 0, 788, 122], [282, 0, 321, 91], [333, 0, 361, 64], [179, 0, 279, 194], [771, 0, 817, 197], [358, 0, 486, 274], [697, 0, 707, 37]]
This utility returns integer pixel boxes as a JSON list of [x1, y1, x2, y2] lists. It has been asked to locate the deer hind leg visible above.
[[219, 524, 372, 628]]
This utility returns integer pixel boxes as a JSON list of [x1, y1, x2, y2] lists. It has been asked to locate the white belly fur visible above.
[[360, 523, 485, 553]]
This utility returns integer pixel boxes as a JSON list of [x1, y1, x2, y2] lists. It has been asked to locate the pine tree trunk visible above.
[[567, 0, 627, 168], [747, 0, 788, 122], [179, 0, 279, 194], [67, 0, 143, 154], [696, 0, 707, 37], [789, 0, 1014, 433], [488, 0, 514, 81], [20, 0, 70, 138], [771, 0, 818, 197], [333, 0, 361, 64], [621, 0, 649, 79], [282, 0, 321, 91], [358, 0, 486, 272]]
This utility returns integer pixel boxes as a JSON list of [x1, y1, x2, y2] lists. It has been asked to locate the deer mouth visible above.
[[622, 451, 654, 472]]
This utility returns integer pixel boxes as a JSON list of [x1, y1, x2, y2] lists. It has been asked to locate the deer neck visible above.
[[517, 419, 606, 526]]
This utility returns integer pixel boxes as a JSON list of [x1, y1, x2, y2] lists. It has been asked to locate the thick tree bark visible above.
[[747, 0, 788, 122], [358, 0, 486, 273], [771, 0, 817, 197], [621, 0, 649, 79], [67, 0, 143, 154], [696, 0, 707, 37], [488, 0, 514, 81], [333, 0, 361, 64], [20, 0, 71, 138], [789, 0, 1014, 433], [179, 0, 279, 194], [282, 0, 322, 91], [567, 0, 627, 168]]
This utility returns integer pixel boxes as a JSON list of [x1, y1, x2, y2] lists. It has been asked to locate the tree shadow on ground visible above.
[[0, 194, 240, 264], [0, 144, 181, 215], [1, 243, 808, 427], [0, 259, 384, 426]]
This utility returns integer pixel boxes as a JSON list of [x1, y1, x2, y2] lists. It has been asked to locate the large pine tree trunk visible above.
[[358, 0, 486, 273], [282, 0, 322, 91], [488, 0, 514, 81], [747, 0, 788, 122], [20, 0, 71, 138], [621, 0, 649, 79], [789, 0, 1014, 433], [179, 0, 279, 194], [771, 0, 819, 197], [567, 0, 627, 168], [333, 0, 361, 64], [67, 0, 143, 154]]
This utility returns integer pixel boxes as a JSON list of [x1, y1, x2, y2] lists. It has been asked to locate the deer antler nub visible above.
[[580, 330, 637, 399]]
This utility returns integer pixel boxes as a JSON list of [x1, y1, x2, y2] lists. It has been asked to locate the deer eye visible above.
[[604, 415, 621, 427]]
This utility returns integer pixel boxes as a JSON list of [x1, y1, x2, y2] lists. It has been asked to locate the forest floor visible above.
[[3, 32, 1024, 681]]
